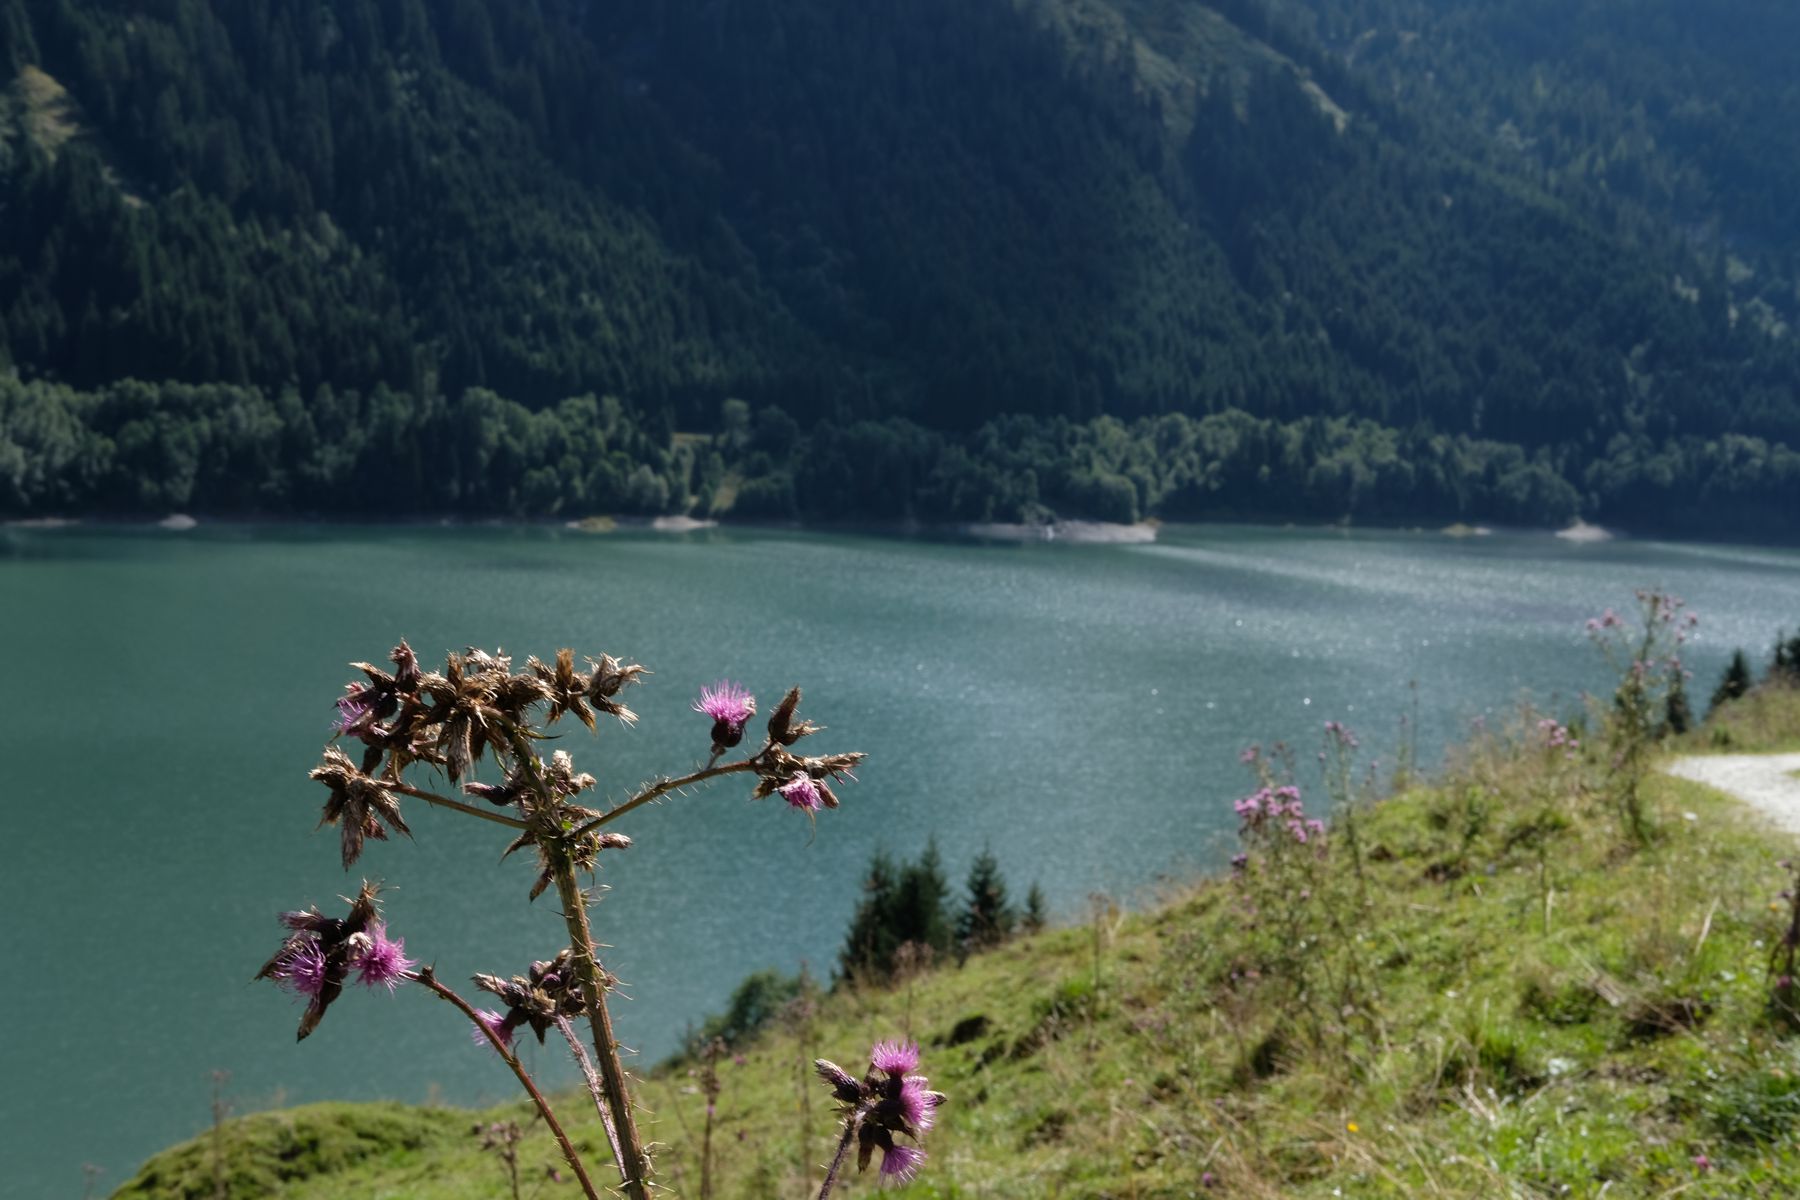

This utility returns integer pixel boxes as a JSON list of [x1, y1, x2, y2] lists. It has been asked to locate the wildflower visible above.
[[333, 694, 373, 735], [1346, 1121, 1359, 1134], [780, 775, 824, 813], [870, 1039, 920, 1075], [353, 925, 415, 991], [695, 681, 756, 752], [815, 1039, 945, 1191], [896, 1076, 938, 1133], [254, 881, 386, 1040], [472, 1009, 516, 1052], [1692, 1154, 1712, 1171], [277, 939, 329, 997], [878, 1143, 925, 1182]]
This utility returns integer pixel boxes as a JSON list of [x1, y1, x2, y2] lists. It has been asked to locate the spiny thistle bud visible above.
[[766, 687, 822, 746], [815, 1059, 861, 1104]]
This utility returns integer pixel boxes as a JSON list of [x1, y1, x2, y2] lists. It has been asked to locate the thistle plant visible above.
[[813, 1040, 944, 1195], [253, 640, 911, 1199], [1229, 738, 1372, 1044], [1586, 591, 1698, 841]]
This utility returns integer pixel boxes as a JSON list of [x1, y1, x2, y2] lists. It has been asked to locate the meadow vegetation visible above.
[[118, 635, 1800, 1198]]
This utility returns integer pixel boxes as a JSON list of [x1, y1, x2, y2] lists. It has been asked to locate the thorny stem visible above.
[[816, 1117, 859, 1200], [568, 750, 768, 840], [408, 968, 601, 1200], [556, 1015, 624, 1172], [391, 781, 530, 830], [508, 731, 653, 1200]]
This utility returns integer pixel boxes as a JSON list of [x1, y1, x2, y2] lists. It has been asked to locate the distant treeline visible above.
[[6, 377, 1797, 537]]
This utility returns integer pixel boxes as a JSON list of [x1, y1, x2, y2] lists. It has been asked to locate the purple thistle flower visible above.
[[878, 1143, 925, 1184], [695, 681, 757, 752], [897, 1076, 938, 1133], [472, 1010, 514, 1053], [780, 775, 823, 813], [352, 925, 415, 992], [870, 1039, 920, 1076], [695, 681, 756, 726], [277, 940, 329, 998], [333, 692, 373, 734]]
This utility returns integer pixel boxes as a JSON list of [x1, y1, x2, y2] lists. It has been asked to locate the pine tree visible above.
[[1022, 882, 1048, 934], [1710, 649, 1754, 714], [1772, 631, 1800, 683], [955, 846, 1016, 956], [1663, 674, 1692, 736], [837, 850, 898, 982]]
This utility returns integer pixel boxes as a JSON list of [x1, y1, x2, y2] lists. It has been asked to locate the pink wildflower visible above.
[[879, 1143, 925, 1183], [277, 940, 328, 998], [780, 775, 823, 813], [870, 1039, 920, 1076], [472, 1010, 514, 1053], [352, 925, 415, 991]]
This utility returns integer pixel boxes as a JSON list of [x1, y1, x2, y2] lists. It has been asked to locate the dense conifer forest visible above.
[[2, 0, 1797, 534]]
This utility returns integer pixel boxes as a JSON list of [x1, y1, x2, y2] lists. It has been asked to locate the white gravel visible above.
[[1664, 753, 1800, 835]]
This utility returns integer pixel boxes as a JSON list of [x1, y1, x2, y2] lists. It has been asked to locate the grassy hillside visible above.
[[119, 686, 1800, 1198]]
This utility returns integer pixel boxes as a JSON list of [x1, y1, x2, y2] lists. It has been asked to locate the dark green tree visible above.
[[1022, 883, 1048, 935], [1711, 649, 1755, 714], [1772, 631, 1800, 683], [955, 846, 1016, 957], [1663, 674, 1693, 736], [838, 849, 899, 983]]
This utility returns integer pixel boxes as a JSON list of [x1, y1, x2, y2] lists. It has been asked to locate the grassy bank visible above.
[[120, 689, 1800, 1199]]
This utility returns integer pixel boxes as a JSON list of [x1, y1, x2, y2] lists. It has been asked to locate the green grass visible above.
[[1678, 682, 1800, 754], [122, 713, 1800, 1199]]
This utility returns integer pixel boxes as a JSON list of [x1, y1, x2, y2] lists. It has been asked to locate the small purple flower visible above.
[[1692, 1154, 1712, 1172], [870, 1039, 920, 1076], [472, 1010, 514, 1052], [1238, 745, 1259, 765], [878, 1143, 925, 1183], [695, 681, 756, 726], [353, 925, 416, 991], [334, 693, 373, 734], [1230, 852, 1249, 871], [277, 940, 328, 997], [897, 1076, 938, 1133], [695, 681, 757, 751], [780, 775, 823, 813]]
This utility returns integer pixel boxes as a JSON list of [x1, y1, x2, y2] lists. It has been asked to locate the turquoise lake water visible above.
[[4, 522, 1798, 1197]]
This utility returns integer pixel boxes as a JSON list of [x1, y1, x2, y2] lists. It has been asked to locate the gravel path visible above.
[[1664, 753, 1800, 834]]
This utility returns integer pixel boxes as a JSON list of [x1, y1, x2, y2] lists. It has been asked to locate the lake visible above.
[[4, 522, 1798, 1197]]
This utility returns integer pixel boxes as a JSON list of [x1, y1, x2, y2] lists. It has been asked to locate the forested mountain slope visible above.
[[1, 0, 1796, 531]]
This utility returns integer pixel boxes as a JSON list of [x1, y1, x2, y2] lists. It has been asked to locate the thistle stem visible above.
[[392, 782, 529, 830], [556, 1015, 624, 1173], [568, 750, 768, 840], [508, 731, 653, 1200], [816, 1118, 859, 1200], [408, 968, 601, 1200]]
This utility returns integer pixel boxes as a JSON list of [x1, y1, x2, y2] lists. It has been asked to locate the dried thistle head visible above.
[[766, 687, 823, 746], [311, 746, 411, 869], [473, 949, 590, 1044], [586, 654, 647, 725]]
